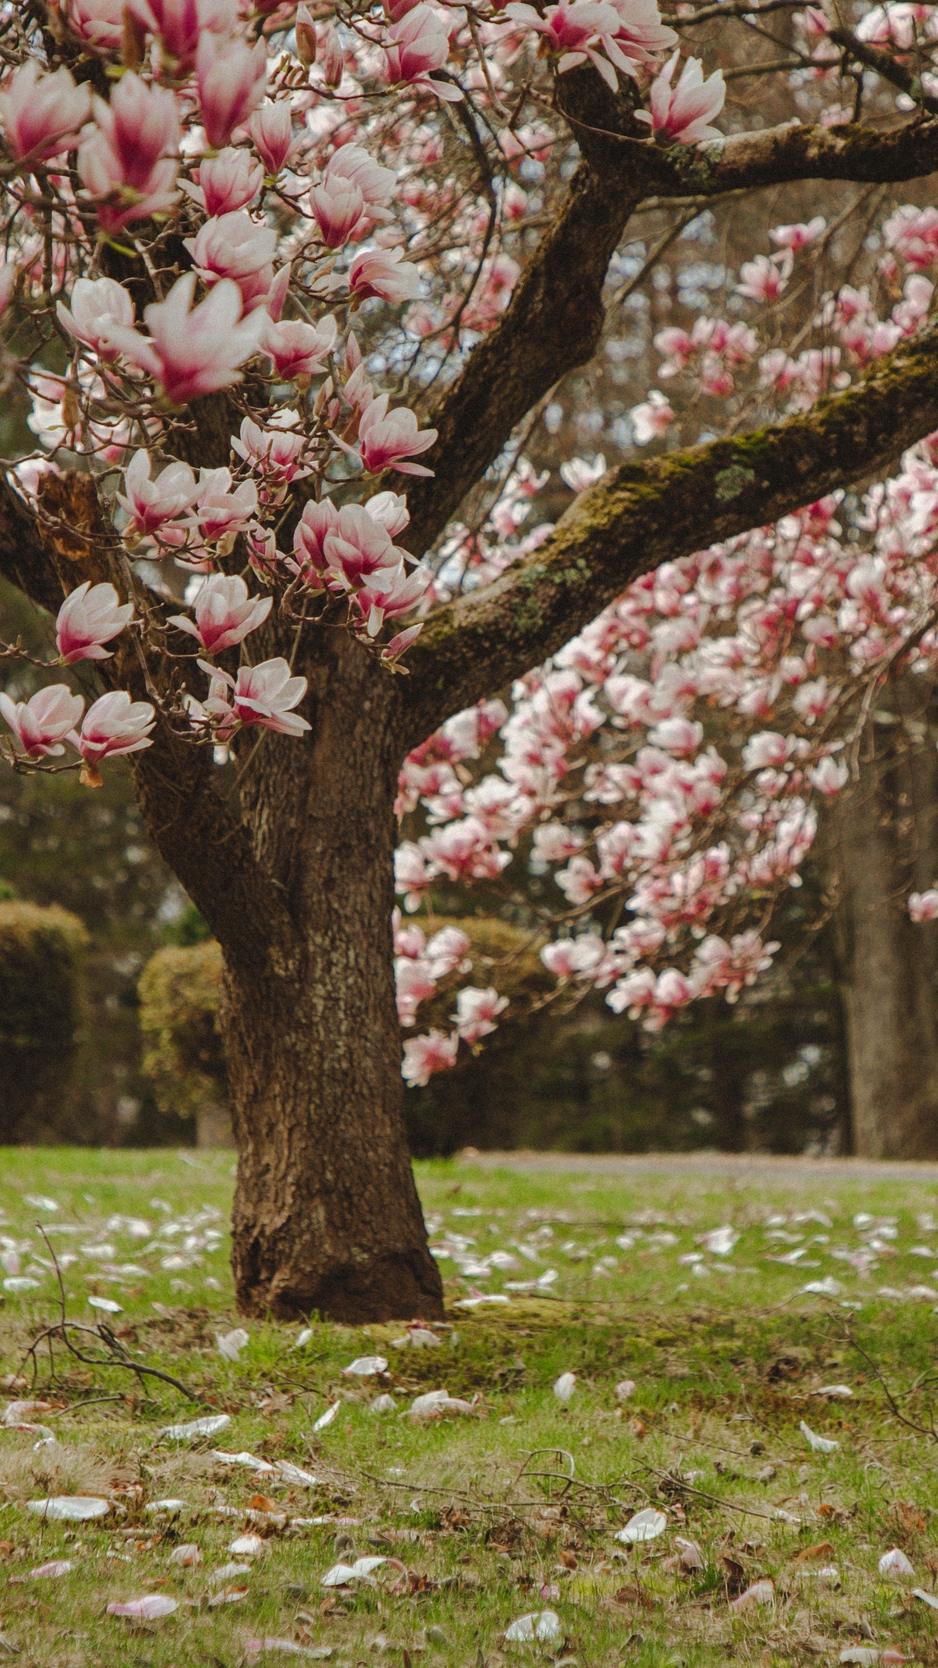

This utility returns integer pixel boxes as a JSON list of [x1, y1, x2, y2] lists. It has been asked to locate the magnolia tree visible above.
[[6, 0, 938, 1318]]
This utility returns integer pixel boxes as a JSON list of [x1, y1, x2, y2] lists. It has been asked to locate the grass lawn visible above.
[[1, 1150, 938, 1666]]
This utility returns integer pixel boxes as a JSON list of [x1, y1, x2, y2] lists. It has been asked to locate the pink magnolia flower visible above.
[[263, 313, 337, 380], [396, 957, 438, 1024], [77, 691, 155, 775], [452, 986, 508, 1043], [184, 211, 277, 311], [250, 101, 298, 175], [203, 656, 310, 736], [506, 0, 631, 89], [310, 175, 366, 248], [770, 215, 826, 251], [807, 754, 849, 796], [167, 574, 271, 653], [100, 272, 267, 405], [541, 935, 605, 977], [57, 276, 135, 364], [192, 467, 258, 543], [320, 503, 404, 592], [231, 416, 314, 492], [77, 73, 179, 235], [636, 52, 725, 145], [128, 0, 237, 72], [56, 581, 134, 664], [353, 564, 431, 635], [117, 449, 198, 536], [402, 1029, 458, 1086], [0, 63, 92, 164], [910, 889, 938, 923], [66, 0, 126, 50], [347, 247, 421, 305], [382, 6, 462, 99], [196, 32, 268, 150], [0, 684, 85, 759], [182, 148, 264, 216], [291, 496, 339, 587], [365, 490, 411, 538], [736, 251, 792, 303], [630, 389, 674, 444], [357, 394, 438, 476], [325, 146, 396, 218], [317, 21, 345, 85], [606, 0, 677, 67]]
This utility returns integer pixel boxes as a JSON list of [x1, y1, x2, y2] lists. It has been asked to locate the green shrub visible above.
[[138, 941, 225, 1119], [0, 900, 88, 1141]]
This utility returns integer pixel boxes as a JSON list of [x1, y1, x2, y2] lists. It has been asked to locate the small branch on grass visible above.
[[840, 1319, 938, 1441], [17, 1229, 203, 1405], [644, 1466, 780, 1522]]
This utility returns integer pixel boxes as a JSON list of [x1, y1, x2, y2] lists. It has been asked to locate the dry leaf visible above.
[[796, 1542, 836, 1562]]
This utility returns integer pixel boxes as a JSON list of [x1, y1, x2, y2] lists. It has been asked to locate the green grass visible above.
[[2, 1150, 938, 1665]]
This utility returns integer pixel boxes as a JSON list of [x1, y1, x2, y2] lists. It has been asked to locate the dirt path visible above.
[[456, 1149, 938, 1182]]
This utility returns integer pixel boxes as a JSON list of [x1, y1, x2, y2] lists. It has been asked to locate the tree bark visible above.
[[219, 630, 444, 1322], [832, 697, 938, 1158]]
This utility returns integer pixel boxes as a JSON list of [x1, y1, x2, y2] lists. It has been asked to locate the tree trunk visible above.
[[218, 631, 444, 1323], [833, 695, 938, 1158]]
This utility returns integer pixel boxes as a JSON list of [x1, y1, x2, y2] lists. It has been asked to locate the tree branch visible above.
[[396, 106, 938, 561], [401, 317, 938, 745]]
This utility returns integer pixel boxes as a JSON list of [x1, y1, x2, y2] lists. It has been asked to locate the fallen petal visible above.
[[106, 1595, 178, 1620], [160, 1414, 230, 1442], [615, 1508, 667, 1544], [27, 1497, 109, 1521]]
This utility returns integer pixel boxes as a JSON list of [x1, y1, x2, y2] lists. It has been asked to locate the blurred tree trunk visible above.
[[832, 689, 938, 1157]]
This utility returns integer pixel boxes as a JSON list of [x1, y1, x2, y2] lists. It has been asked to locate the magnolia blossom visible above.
[[630, 390, 674, 444], [77, 72, 179, 231], [67, 0, 126, 49], [57, 277, 135, 365], [77, 691, 155, 777], [182, 148, 264, 216], [311, 176, 367, 248], [264, 314, 337, 380], [202, 657, 310, 736], [453, 986, 509, 1043], [168, 575, 271, 653], [325, 146, 396, 218], [909, 889, 938, 923], [636, 52, 726, 145], [118, 450, 199, 537], [185, 211, 277, 311], [0, 64, 92, 163], [358, 396, 438, 476], [56, 582, 134, 664], [101, 272, 267, 405], [0, 685, 85, 759], [232, 417, 314, 493], [348, 248, 421, 305], [128, 0, 237, 72], [382, 6, 461, 99], [196, 32, 268, 150], [402, 1029, 459, 1086], [250, 101, 299, 175], [192, 468, 258, 544]]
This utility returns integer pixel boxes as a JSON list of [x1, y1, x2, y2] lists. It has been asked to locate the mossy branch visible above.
[[402, 317, 938, 745]]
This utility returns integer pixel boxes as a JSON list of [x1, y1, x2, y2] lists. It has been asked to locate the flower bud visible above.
[[295, 3, 317, 64]]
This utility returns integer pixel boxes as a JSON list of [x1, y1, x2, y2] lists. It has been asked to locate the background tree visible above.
[[8, 0, 938, 1319]]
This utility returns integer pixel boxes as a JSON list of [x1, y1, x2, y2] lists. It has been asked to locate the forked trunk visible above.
[[832, 695, 938, 1158], [215, 632, 443, 1322]]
